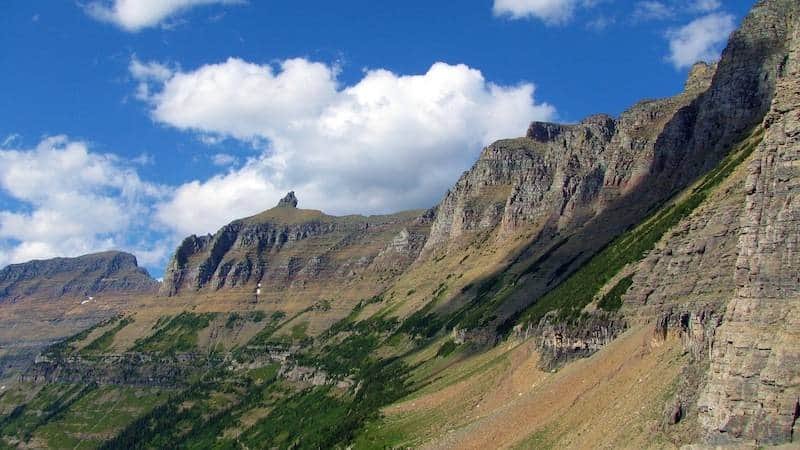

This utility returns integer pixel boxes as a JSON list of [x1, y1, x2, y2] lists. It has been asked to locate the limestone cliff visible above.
[[696, 2, 800, 443], [416, 0, 798, 444], [424, 61, 726, 256], [160, 193, 430, 298], [423, 0, 791, 331], [615, 0, 800, 444]]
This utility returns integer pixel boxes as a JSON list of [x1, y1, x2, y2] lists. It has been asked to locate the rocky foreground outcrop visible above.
[[0, 251, 158, 303], [616, 0, 800, 445], [695, 3, 800, 443]]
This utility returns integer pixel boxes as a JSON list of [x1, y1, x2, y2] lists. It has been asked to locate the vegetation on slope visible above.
[[96, 301, 414, 449], [44, 316, 122, 358], [12, 384, 164, 449], [239, 360, 409, 449], [0, 382, 99, 445], [131, 312, 216, 354], [597, 274, 634, 312], [81, 317, 133, 355]]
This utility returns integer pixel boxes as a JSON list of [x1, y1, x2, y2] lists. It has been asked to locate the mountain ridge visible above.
[[1, 0, 798, 448], [0, 250, 158, 303]]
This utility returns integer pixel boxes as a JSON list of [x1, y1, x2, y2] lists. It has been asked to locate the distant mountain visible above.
[[0, 251, 158, 386], [0, 251, 158, 303]]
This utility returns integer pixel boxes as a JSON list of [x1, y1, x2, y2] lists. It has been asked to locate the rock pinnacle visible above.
[[277, 191, 298, 208]]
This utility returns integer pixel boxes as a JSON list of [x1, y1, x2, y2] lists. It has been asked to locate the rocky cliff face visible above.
[[415, 0, 797, 444], [425, 0, 790, 268], [423, 0, 792, 320], [0, 251, 158, 303], [160, 193, 430, 298], [520, 312, 627, 370], [696, 3, 800, 444], [612, 1, 800, 444], [424, 63, 716, 256], [419, 63, 731, 328]]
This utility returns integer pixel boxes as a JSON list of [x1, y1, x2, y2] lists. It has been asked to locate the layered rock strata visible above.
[[160, 193, 430, 297], [617, 1, 799, 443], [0, 251, 158, 303], [697, 6, 800, 443]]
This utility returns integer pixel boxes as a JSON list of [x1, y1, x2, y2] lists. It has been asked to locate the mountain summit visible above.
[[277, 191, 298, 208]]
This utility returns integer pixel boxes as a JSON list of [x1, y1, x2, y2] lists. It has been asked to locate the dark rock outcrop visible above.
[[515, 312, 627, 370], [277, 191, 299, 208], [653, 308, 722, 359], [22, 353, 219, 388]]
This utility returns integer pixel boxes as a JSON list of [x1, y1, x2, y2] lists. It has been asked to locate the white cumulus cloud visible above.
[[666, 12, 735, 69], [133, 57, 556, 237], [155, 165, 277, 237], [85, 0, 242, 32], [493, 0, 579, 24], [0, 136, 167, 268]]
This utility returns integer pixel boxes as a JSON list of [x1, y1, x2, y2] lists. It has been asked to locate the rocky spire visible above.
[[277, 191, 298, 208]]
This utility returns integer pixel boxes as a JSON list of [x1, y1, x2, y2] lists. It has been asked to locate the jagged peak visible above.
[[277, 191, 298, 208]]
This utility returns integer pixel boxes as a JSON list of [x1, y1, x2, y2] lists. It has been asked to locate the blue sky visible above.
[[0, 0, 755, 275]]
